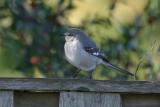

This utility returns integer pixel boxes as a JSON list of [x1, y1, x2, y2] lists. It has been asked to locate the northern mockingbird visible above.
[[64, 28, 133, 78]]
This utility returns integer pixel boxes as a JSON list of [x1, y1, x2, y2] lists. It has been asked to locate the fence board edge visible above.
[[0, 78, 160, 93]]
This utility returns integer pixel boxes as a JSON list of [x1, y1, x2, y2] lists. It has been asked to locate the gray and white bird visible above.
[[64, 28, 133, 78]]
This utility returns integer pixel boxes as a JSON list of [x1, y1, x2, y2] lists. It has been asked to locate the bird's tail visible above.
[[102, 60, 134, 76]]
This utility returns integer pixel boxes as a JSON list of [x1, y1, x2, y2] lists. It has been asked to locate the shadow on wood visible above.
[[14, 92, 59, 107], [122, 94, 160, 107]]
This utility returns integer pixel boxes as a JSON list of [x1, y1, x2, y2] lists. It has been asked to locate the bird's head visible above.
[[64, 28, 85, 42]]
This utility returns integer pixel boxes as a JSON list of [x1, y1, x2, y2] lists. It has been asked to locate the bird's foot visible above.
[[72, 69, 81, 78], [87, 70, 94, 79]]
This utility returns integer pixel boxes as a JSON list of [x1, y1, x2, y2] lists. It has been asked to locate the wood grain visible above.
[[122, 94, 160, 107], [14, 92, 59, 107], [0, 78, 160, 93], [0, 91, 13, 107], [59, 92, 121, 107]]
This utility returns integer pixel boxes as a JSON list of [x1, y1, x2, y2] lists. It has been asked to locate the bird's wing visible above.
[[84, 47, 106, 59]]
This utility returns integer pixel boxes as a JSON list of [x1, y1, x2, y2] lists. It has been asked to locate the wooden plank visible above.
[[59, 92, 121, 107], [0, 78, 160, 93], [122, 94, 160, 107], [0, 91, 13, 107], [14, 92, 59, 107]]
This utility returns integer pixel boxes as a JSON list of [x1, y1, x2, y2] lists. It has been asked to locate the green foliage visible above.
[[0, 0, 159, 80]]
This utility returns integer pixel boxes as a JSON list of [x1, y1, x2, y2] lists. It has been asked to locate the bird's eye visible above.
[[68, 33, 74, 36]]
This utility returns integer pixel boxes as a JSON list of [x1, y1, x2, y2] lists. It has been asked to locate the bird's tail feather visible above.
[[102, 61, 134, 76]]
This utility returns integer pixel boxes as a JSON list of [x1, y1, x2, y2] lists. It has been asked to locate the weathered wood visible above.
[[0, 91, 13, 107], [122, 94, 160, 107], [0, 78, 160, 93], [14, 92, 59, 107], [59, 92, 121, 107]]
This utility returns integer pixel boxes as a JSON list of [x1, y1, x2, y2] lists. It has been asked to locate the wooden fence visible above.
[[0, 78, 160, 107]]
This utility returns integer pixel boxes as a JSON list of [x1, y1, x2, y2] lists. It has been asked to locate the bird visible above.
[[64, 28, 134, 79]]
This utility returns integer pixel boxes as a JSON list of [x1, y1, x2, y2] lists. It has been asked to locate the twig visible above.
[[134, 59, 143, 80]]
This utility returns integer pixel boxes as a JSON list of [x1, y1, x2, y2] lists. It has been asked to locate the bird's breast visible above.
[[64, 40, 101, 71]]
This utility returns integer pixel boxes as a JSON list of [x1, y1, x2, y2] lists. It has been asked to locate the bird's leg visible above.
[[73, 69, 81, 78], [88, 70, 94, 79]]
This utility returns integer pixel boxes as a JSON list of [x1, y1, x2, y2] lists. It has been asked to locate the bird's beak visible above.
[[64, 32, 69, 36], [63, 32, 69, 41]]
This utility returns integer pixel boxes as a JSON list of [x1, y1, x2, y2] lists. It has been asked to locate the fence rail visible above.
[[0, 78, 160, 107]]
